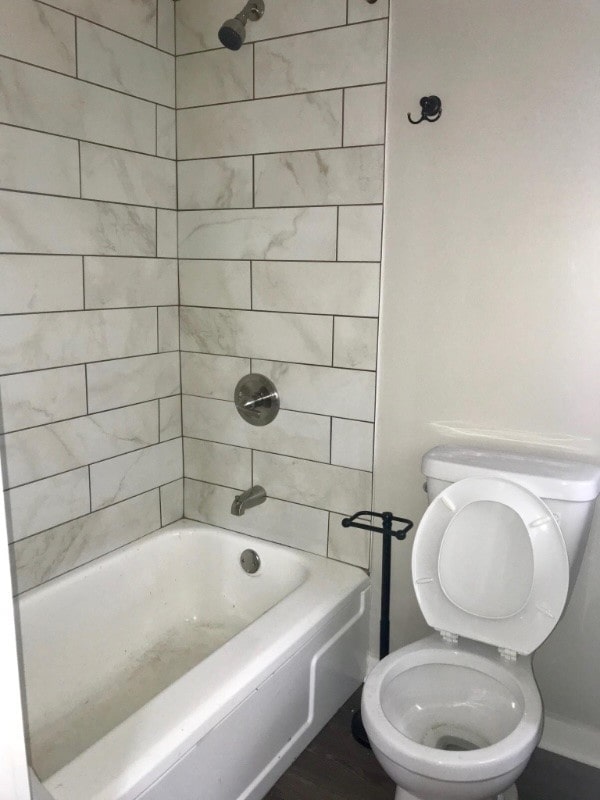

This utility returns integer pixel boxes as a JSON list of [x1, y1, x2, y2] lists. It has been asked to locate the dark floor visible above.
[[265, 691, 600, 800]]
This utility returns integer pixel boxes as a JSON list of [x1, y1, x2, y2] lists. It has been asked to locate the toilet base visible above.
[[394, 783, 519, 800]]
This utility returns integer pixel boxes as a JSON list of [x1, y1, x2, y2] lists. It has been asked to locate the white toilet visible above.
[[362, 445, 600, 800]]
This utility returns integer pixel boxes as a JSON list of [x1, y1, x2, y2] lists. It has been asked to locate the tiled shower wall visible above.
[[177, 0, 389, 566], [0, 0, 182, 594]]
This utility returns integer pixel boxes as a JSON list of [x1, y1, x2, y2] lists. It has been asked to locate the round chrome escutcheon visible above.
[[240, 549, 261, 574]]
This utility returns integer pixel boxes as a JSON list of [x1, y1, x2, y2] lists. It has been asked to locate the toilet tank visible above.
[[422, 446, 600, 579]]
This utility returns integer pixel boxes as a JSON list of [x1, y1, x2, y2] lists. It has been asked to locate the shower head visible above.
[[218, 0, 265, 51]]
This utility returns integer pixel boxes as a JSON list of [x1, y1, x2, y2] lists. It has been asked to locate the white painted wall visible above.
[[374, 0, 600, 764]]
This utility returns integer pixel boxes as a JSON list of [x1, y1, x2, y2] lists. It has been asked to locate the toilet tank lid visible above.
[[422, 446, 600, 502]]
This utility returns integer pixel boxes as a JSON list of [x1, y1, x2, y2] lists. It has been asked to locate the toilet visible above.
[[362, 445, 600, 800]]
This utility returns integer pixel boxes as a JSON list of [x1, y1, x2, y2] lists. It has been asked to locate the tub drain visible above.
[[240, 549, 261, 574]]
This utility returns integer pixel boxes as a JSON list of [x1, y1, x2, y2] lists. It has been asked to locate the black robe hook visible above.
[[408, 95, 442, 124]]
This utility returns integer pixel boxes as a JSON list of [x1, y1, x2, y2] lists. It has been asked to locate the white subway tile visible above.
[[6, 467, 90, 543], [252, 261, 380, 316], [338, 205, 383, 261], [328, 511, 370, 569], [87, 353, 180, 413], [84, 257, 178, 308], [179, 207, 337, 260], [178, 157, 253, 210], [12, 490, 161, 593], [253, 360, 376, 421], [180, 260, 251, 308], [2, 402, 158, 488], [0, 125, 79, 197], [41, 0, 158, 45], [77, 20, 174, 107], [253, 452, 372, 515], [0, 308, 157, 375], [157, 106, 176, 159], [344, 84, 387, 146], [80, 144, 176, 208], [181, 352, 250, 400], [159, 396, 182, 440], [184, 438, 251, 489], [348, 0, 389, 23], [331, 419, 374, 470], [0, 255, 83, 314], [333, 317, 378, 370], [178, 91, 342, 159], [184, 479, 329, 556], [255, 21, 388, 97], [157, 209, 178, 257], [176, 0, 347, 54], [0, 366, 87, 434], [157, 0, 175, 54], [255, 146, 384, 206], [0, 56, 156, 154], [183, 396, 330, 462], [177, 48, 253, 107], [159, 306, 180, 352], [0, 191, 155, 256], [160, 480, 183, 526], [0, 2, 75, 74], [180, 307, 333, 365], [91, 438, 183, 509]]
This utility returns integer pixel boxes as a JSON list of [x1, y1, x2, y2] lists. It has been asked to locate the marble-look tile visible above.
[[0, 308, 157, 376], [328, 511, 370, 569], [179, 207, 337, 260], [160, 479, 183, 526], [2, 401, 158, 488], [0, 125, 79, 197], [331, 419, 374, 470], [0, 1, 75, 74], [255, 146, 384, 206], [333, 316, 378, 370], [157, 106, 176, 159], [159, 396, 182, 440], [178, 91, 342, 159], [157, 209, 178, 257], [91, 438, 183, 509], [159, 306, 180, 352], [348, 0, 390, 23], [5, 467, 90, 542], [87, 353, 180, 412], [80, 144, 176, 208], [178, 158, 253, 210], [11, 490, 161, 594], [253, 361, 376, 421], [344, 84, 387, 146], [0, 56, 156, 154], [41, 0, 158, 45], [180, 261, 251, 308], [253, 452, 372, 515], [338, 205, 383, 261], [183, 396, 330, 462], [0, 191, 155, 256], [0, 255, 83, 314], [0, 366, 86, 434], [180, 307, 333, 365], [252, 261, 380, 316], [178, 48, 253, 108], [184, 479, 329, 556], [255, 21, 388, 97], [184, 438, 251, 489], [84, 257, 178, 308], [180, 352, 250, 400], [176, 0, 347, 54], [157, 0, 175, 54], [77, 20, 174, 106]]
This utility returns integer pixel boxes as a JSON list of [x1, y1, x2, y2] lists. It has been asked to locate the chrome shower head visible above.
[[218, 0, 265, 51]]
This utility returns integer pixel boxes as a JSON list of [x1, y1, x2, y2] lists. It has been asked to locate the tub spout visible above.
[[231, 485, 266, 516]]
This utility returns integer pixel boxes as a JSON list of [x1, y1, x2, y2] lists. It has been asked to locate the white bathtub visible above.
[[18, 520, 370, 800]]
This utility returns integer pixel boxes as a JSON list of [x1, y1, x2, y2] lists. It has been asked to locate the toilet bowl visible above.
[[362, 446, 600, 800]]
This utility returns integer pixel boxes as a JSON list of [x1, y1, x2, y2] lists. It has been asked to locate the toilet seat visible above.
[[412, 477, 569, 655]]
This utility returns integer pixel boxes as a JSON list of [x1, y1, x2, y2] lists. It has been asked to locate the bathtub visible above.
[[18, 520, 370, 800]]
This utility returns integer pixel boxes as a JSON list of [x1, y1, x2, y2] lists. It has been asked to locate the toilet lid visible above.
[[412, 477, 569, 655]]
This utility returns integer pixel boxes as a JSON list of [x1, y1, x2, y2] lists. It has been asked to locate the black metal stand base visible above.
[[351, 706, 371, 749]]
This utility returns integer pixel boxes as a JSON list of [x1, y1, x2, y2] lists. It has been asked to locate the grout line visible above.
[[74, 15, 79, 78], [178, 140, 384, 162]]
